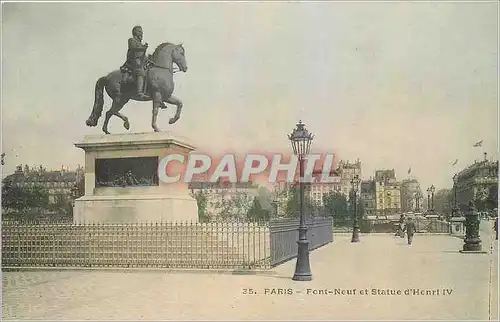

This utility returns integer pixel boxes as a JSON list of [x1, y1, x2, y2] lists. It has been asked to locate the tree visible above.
[[50, 193, 73, 216], [433, 189, 453, 214], [485, 185, 498, 213], [474, 185, 498, 213], [74, 176, 85, 198], [2, 181, 50, 214], [356, 198, 365, 218], [323, 191, 349, 225], [229, 192, 252, 220], [208, 190, 253, 221], [191, 190, 210, 223], [246, 196, 271, 221], [283, 186, 314, 219], [256, 187, 274, 213]]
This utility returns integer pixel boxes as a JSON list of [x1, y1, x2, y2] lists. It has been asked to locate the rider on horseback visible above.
[[121, 25, 149, 99]]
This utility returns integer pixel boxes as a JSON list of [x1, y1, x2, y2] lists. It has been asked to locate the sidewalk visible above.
[[2, 231, 498, 320]]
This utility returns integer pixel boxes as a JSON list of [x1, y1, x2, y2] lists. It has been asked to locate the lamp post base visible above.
[[292, 229, 312, 281], [462, 238, 484, 252], [351, 226, 360, 243], [459, 250, 488, 254]]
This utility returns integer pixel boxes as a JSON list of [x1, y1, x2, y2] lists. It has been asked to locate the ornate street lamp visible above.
[[288, 120, 314, 281], [429, 185, 435, 212], [415, 191, 422, 212], [426, 187, 431, 212], [351, 174, 361, 242], [452, 174, 460, 217], [460, 201, 487, 254]]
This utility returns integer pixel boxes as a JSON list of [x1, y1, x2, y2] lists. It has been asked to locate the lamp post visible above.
[[351, 174, 361, 242], [426, 187, 431, 213], [289, 120, 314, 281], [430, 185, 435, 212], [415, 191, 422, 212], [452, 175, 460, 217], [460, 200, 487, 253]]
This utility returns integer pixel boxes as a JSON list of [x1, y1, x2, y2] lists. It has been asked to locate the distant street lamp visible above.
[[351, 174, 361, 243], [426, 187, 431, 212], [415, 191, 422, 212], [288, 120, 314, 281], [429, 185, 435, 212], [452, 174, 460, 216]]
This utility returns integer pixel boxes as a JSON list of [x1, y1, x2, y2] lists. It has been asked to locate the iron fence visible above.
[[269, 217, 333, 267], [2, 217, 333, 269], [2, 221, 270, 269]]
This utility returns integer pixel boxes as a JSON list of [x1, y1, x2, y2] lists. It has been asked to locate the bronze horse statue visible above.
[[86, 42, 187, 134]]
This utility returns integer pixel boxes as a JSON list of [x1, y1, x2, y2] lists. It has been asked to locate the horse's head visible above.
[[172, 43, 187, 73]]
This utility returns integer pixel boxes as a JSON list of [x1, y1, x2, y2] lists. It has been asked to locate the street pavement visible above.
[[2, 220, 498, 321]]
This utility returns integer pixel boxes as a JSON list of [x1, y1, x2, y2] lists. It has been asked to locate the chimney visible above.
[[484, 152, 487, 161]]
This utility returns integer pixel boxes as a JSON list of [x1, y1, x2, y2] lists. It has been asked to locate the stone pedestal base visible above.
[[73, 132, 199, 224], [74, 194, 198, 223]]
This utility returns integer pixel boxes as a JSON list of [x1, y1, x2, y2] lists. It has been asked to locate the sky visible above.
[[1, 1, 498, 191]]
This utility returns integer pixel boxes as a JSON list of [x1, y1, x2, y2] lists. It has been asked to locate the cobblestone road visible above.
[[2, 221, 498, 320]]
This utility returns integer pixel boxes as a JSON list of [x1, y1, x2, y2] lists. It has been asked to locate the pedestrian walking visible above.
[[494, 216, 498, 241], [395, 214, 405, 238], [404, 217, 417, 245]]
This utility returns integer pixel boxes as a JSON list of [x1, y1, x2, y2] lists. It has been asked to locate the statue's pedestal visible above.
[[73, 132, 198, 223]]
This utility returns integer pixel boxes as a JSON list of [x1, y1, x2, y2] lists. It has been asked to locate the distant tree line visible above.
[[1, 178, 84, 221], [191, 187, 273, 223], [190, 183, 368, 226]]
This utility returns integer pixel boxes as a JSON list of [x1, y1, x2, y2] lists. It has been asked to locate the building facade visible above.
[[271, 159, 362, 216], [374, 169, 401, 215], [400, 179, 423, 213], [360, 180, 376, 215], [2, 164, 84, 205], [307, 170, 342, 207], [336, 159, 362, 198], [454, 157, 498, 212]]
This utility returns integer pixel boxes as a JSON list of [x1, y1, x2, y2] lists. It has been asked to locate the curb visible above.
[[1, 266, 278, 276], [335, 232, 453, 236]]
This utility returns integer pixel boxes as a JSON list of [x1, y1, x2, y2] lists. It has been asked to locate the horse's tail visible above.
[[86, 76, 107, 127]]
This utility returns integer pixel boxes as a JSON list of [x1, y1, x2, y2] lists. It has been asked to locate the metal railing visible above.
[[2, 221, 270, 269], [414, 218, 451, 233], [269, 217, 333, 267], [2, 217, 333, 269]]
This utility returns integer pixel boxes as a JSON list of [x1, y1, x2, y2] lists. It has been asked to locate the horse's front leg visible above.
[[164, 95, 183, 124], [152, 91, 162, 132]]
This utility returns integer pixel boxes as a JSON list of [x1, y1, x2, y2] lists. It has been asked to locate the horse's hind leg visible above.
[[113, 98, 131, 130], [102, 95, 127, 134]]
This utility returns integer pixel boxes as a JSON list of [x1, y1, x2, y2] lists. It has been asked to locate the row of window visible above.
[[13, 181, 74, 188]]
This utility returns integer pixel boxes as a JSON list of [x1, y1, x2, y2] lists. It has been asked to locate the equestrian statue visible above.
[[85, 26, 188, 134]]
